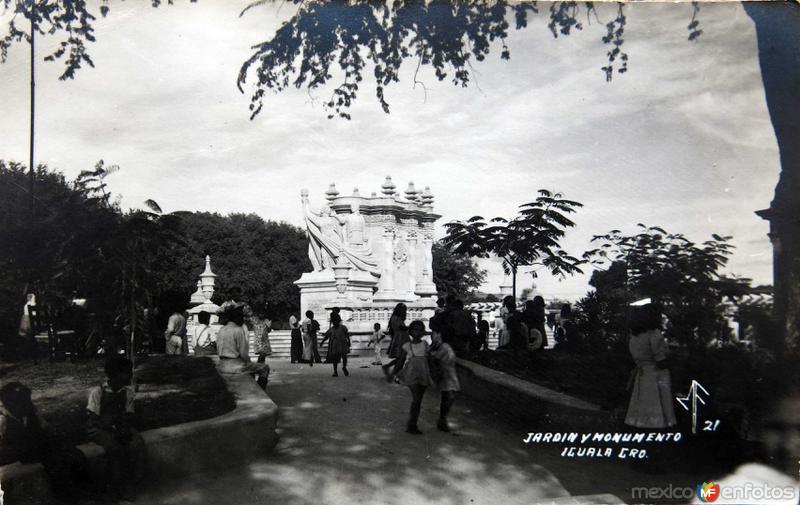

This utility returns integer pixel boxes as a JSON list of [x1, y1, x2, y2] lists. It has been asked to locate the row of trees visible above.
[[0, 160, 488, 354], [0, 161, 311, 352], [442, 192, 773, 352]]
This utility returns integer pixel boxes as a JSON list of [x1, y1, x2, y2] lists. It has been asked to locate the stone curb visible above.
[[0, 358, 279, 504]]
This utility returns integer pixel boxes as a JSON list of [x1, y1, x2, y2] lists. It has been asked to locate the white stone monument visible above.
[[186, 256, 221, 348], [295, 176, 440, 332]]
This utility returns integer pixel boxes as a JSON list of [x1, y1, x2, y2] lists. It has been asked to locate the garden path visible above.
[[137, 357, 695, 505]]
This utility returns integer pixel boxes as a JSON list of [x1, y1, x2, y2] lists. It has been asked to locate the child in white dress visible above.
[[368, 322, 385, 365]]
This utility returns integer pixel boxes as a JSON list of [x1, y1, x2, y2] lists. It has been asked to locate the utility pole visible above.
[[29, 0, 35, 216]]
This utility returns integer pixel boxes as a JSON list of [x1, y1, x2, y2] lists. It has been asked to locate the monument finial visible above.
[[421, 186, 434, 206], [325, 183, 340, 202], [381, 176, 396, 196], [201, 255, 216, 277], [353, 187, 360, 197], [405, 182, 418, 202]]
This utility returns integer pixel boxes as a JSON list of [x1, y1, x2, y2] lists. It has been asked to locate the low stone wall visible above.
[[0, 358, 278, 504], [456, 358, 621, 431]]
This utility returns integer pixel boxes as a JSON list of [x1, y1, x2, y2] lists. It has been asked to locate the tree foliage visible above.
[[151, 211, 310, 325], [432, 240, 486, 300], [1, 1, 702, 119], [0, 162, 309, 352], [583, 224, 751, 348], [442, 189, 584, 297]]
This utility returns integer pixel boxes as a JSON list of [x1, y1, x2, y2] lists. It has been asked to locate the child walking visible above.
[[368, 322, 385, 366], [430, 333, 461, 432], [395, 320, 434, 434], [86, 356, 146, 502], [319, 312, 350, 377]]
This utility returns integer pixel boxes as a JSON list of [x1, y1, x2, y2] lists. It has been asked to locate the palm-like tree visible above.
[[443, 190, 585, 298]]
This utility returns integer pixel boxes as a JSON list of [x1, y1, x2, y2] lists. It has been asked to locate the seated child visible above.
[[0, 382, 46, 466], [86, 356, 146, 501]]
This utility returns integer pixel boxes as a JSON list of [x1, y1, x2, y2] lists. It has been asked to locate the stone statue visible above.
[[346, 201, 366, 247], [301, 190, 380, 276]]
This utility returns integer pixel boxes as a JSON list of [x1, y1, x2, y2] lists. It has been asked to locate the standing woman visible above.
[[319, 312, 350, 377], [300, 310, 317, 367], [624, 304, 677, 429], [381, 303, 409, 380], [289, 314, 303, 363]]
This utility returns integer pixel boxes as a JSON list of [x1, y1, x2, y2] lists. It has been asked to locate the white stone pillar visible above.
[[379, 227, 395, 296], [415, 232, 438, 296], [407, 231, 417, 295]]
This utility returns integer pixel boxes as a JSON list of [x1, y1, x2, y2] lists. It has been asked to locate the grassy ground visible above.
[[461, 348, 634, 410], [0, 355, 236, 448]]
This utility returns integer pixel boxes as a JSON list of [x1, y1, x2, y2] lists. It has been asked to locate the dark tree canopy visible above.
[[0, 161, 310, 349], [432, 240, 486, 299]]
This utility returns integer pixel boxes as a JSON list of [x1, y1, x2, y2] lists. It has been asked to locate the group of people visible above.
[[288, 311, 323, 365], [369, 302, 461, 434]]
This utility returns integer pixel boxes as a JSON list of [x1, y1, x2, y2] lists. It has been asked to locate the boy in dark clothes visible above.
[[86, 356, 146, 501]]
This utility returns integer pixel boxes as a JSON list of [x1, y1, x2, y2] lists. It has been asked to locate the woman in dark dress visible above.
[[523, 296, 548, 350], [289, 314, 303, 363], [381, 303, 409, 380]]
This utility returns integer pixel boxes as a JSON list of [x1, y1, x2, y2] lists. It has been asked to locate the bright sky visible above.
[[0, 1, 779, 300]]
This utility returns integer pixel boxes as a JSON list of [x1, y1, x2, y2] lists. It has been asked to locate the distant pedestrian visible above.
[[430, 332, 461, 432], [477, 319, 490, 351], [368, 322, 386, 365], [164, 307, 187, 355], [523, 297, 547, 350], [256, 312, 273, 364], [395, 320, 434, 434], [319, 312, 350, 377], [381, 303, 409, 381], [498, 296, 527, 350], [624, 304, 676, 429], [192, 311, 216, 356], [449, 299, 476, 354], [301, 310, 321, 366], [289, 314, 303, 363]]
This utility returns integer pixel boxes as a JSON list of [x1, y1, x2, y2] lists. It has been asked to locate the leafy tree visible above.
[[443, 189, 584, 298], [584, 224, 751, 348], [432, 240, 486, 300], [0, 160, 119, 340], [153, 212, 311, 326], [574, 260, 630, 352]]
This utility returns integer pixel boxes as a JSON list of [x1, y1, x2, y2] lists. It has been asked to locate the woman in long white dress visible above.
[[625, 304, 677, 428]]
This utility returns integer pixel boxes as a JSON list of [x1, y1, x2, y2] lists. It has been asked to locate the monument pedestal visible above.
[[296, 269, 379, 320]]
